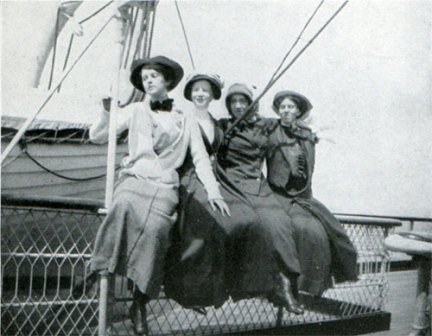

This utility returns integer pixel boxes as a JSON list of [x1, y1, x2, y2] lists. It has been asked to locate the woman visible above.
[[89, 57, 229, 335], [164, 72, 229, 309], [217, 83, 304, 314], [165, 73, 276, 309], [266, 90, 358, 297]]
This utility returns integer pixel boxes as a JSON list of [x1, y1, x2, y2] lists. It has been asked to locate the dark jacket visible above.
[[267, 122, 317, 198], [267, 123, 358, 285], [217, 118, 274, 197]]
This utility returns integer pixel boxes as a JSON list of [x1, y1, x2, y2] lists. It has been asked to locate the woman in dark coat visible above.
[[165, 79, 303, 314], [266, 90, 358, 297], [217, 84, 302, 314]]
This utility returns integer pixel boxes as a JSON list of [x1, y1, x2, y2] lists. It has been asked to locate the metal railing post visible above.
[[99, 271, 109, 336], [409, 220, 415, 231]]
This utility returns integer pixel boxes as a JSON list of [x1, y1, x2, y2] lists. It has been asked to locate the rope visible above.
[[123, 7, 139, 68], [174, 0, 196, 70], [22, 146, 120, 182], [57, 33, 75, 93], [62, 34, 75, 72], [270, 1, 349, 87], [265, 0, 325, 90], [224, 1, 349, 138], [79, 1, 113, 24], [48, 7, 61, 90], [61, 0, 115, 72], [147, 3, 157, 57], [49, 1, 113, 91], [1, 16, 116, 165]]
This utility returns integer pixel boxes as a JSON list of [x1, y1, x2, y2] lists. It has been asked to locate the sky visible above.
[[1, 0, 431, 217]]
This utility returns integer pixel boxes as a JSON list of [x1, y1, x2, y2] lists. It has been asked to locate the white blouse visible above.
[[89, 99, 222, 200]]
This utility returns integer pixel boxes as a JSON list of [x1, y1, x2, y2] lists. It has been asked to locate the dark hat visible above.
[[184, 72, 224, 100], [129, 56, 184, 92], [272, 90, 313, 119]]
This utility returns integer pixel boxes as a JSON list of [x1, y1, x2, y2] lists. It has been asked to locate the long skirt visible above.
[[247, 192, 301, 282], [164, 176, 279, 307], [91, 176, 178, 299], [273, 192, 358, 296]]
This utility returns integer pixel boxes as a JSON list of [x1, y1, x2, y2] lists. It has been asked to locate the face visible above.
[[140, 68, 170, 99], [191, 80, 214, 109], [278, 97, 301, 125], [229, 93, 251, 120]]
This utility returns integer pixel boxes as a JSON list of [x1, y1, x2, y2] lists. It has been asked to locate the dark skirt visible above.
[[164, 175, 280, 307], [247, 192, 301, 280], [91, 177, 178, 299], [273, 192, 358, 296]]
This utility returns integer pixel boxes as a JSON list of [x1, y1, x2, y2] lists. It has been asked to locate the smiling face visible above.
[[278, 97, 301, 125], [140, 68, 170, 100], [229, 93, 250, 119], [191, 80, 214, 109]]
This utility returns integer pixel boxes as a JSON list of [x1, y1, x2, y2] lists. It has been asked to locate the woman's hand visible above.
[[209, 199, 231, 217], [260, 117, 279, 135], [102, 96, 112, 111], [101, 96, 121, 112]]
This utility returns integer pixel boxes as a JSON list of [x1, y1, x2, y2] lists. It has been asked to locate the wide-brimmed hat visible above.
[[130, 56, 184, 92], [272, 90, 313, 119], [184, 72, 224, 100]]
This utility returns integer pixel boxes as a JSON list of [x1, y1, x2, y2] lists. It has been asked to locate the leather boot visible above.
[[129, 289, 149, 335], [268, 273, 304, 315]]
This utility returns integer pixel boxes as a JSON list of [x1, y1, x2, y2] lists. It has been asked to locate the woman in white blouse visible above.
[[89, 56, 229, 335]]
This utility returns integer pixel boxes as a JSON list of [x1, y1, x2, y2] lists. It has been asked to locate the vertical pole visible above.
[[409, 220, 415, 231], [99, 271, 109, 336], [99, 8, 127, 336], [410, 257, 431, 334], [105, 9, 127, 209]]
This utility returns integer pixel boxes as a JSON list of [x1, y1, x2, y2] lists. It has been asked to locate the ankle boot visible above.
[[130, 290, 149, 335], [268, 273, 304, 315]]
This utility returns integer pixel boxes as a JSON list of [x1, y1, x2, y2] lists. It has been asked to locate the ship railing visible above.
[[335, 213, 432, 269], [334, 213, 432, 232], [1, 195, 402, 335]]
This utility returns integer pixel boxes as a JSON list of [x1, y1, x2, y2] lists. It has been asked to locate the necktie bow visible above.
[[150, 98, 173, 112]]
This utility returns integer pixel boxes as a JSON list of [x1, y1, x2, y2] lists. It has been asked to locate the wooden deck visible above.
[[364, 270, 418, 336]]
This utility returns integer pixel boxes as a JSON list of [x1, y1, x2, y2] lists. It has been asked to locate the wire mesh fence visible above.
[[1, 199, 400, 336]]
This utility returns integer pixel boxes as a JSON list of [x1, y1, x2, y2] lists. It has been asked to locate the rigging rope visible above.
[[48, 7, 61, 90], [79, 1, 113, 24], [147, 3, 157, 57], [22, 146, 120, 182], [1, 16, 116, 165], [225, 0, 349, 138], [265, 0, 325, 90], [174, 0, 196, 70]]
